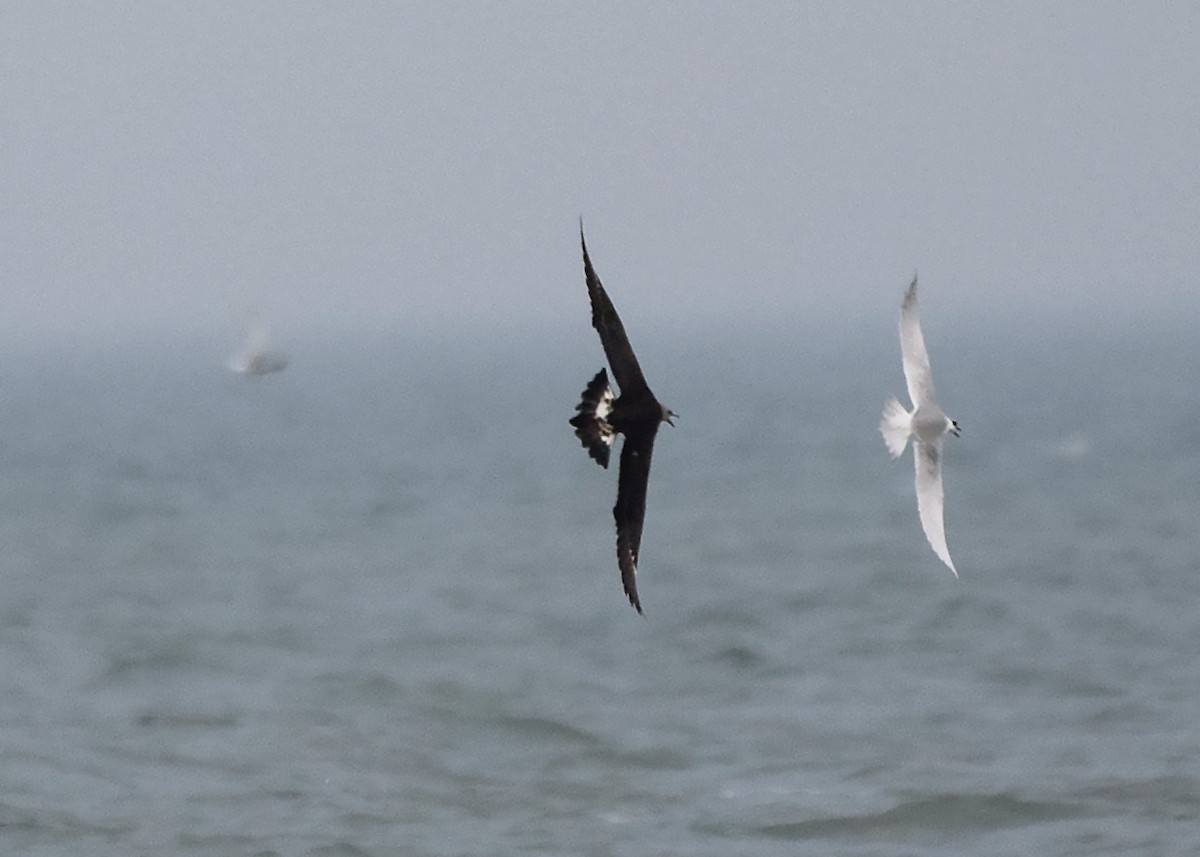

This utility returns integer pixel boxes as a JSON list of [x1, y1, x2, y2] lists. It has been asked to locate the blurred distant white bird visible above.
[[229, 324, 288, 376], [880, 276, 960, 575]]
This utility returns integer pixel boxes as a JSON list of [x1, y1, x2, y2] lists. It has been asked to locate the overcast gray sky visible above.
[[2, 2, 1197, 346]]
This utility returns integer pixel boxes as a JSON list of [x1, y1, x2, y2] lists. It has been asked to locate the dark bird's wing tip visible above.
[[579, 223, 593, 269], [615, 432, 656, 617], [620, 554, 644, 615]]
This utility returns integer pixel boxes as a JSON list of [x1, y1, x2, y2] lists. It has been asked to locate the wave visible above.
[[752, 792, 1092, 840]]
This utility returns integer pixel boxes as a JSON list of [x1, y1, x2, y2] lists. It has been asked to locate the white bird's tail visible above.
[[880, 397, 913, 459]]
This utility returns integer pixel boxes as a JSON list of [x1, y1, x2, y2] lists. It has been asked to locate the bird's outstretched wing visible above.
[[569, 368, 616, 468], [613, 427, 659, 614], [580, 223, 649, 396], [914, 438, 958, 576], [899, 276, 938, 409]]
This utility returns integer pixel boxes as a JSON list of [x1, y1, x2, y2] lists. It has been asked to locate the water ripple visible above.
[[752, 793, 1092, 840]]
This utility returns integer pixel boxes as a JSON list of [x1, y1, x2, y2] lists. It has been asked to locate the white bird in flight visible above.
[[228, 324, 288, 376], [880, 276, 960, 575]]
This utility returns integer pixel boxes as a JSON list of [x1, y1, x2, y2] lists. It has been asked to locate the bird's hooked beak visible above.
[[664, 409, 678, 427], [950, 420, 961, 437]]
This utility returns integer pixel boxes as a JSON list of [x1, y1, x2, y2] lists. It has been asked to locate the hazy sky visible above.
[[2, 2, 1197, 345]]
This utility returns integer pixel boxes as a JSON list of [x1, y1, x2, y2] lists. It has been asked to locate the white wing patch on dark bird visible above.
[[570, 369, 617, 468]]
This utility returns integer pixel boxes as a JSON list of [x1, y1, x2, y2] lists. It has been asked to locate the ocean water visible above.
[[1, 320, 1198, 856]]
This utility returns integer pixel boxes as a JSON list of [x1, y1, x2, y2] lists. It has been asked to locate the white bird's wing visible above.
[[899, 276, 938, 409], [914, 438, 958, 576]]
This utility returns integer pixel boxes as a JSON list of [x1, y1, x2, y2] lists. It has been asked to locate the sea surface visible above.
[[1, 318, 1198, 856]]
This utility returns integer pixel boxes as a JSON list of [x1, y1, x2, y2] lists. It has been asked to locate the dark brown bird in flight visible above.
[[569, 222, 676, 614]]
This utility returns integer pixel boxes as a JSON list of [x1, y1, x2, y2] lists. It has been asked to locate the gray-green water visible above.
[[1, 320, 1198, 855]]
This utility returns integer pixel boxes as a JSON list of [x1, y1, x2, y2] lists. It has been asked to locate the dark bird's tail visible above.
[[569, 369, 616, 468]]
